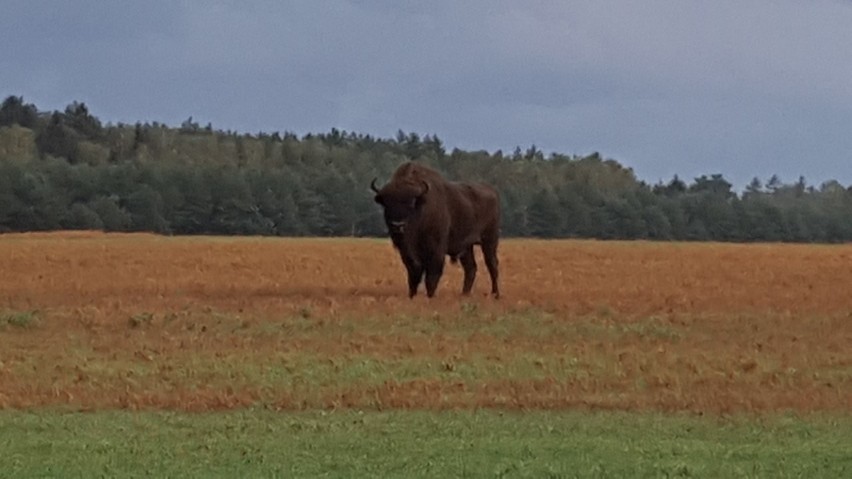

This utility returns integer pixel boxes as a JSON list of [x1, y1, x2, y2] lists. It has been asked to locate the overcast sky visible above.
[[3, 0, 852, 188]]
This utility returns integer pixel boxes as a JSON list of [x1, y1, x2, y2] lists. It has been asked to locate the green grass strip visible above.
[[1, 409, 849, 478]]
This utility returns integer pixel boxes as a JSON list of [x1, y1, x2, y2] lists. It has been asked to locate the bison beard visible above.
[[371, 161, 501, 299]]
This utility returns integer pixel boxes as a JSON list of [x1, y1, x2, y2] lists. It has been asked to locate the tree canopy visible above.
[[1, 95, 850, 242]]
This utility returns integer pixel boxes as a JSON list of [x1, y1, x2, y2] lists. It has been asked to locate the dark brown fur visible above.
[[371, 162, 501, 298]]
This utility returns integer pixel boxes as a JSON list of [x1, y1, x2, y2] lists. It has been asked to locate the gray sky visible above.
[[3, 0, 852, 189]]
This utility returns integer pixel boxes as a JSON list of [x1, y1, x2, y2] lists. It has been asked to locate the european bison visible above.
[[370, 161, 501, 299]]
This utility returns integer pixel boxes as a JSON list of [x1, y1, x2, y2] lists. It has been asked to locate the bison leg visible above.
[[406, 263, 424, 298], [459, 246, 477, 295], [398, 251, 423, 298], [481, 238, 500, 299], [423, 255, 446, 298]]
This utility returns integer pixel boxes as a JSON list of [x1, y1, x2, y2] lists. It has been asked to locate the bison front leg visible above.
[[400, 254, 423, 298], [423, 255, 446, 298], [406, 263, 424, 298]]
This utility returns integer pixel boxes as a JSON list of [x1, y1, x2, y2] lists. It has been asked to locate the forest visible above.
[[1, 94, 851, 242]]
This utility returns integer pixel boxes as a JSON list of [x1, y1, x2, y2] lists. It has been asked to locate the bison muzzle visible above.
[[371, 161, 501, 299]]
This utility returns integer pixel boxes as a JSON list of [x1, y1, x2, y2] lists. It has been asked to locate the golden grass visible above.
[[0, 231, 850, 413]]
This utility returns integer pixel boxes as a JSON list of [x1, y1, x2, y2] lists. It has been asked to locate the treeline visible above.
[[1, 95, 851, 242]]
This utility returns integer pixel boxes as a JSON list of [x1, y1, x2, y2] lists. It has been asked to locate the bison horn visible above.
[[370, 177, 380, 193], [420, 180, 430, 195]]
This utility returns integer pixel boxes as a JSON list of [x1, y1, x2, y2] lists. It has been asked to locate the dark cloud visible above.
[[2, 0, 852, 188]]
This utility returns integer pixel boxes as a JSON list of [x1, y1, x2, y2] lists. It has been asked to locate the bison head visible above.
[[371, 177, 430, 235]]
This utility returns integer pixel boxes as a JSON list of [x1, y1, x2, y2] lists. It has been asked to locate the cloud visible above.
[[2, 0, 852, 187]]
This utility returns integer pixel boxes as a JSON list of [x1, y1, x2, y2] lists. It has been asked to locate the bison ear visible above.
[[414, 180, 429, 208], [414, 195, 427, 209], [374, 194, 384, 205]]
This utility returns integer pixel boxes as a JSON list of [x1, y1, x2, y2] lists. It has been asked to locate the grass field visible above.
[[2, 410, 850, 478], [1, 231, 850, 476]]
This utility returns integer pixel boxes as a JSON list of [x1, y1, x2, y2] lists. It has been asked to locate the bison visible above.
[[370, 161, 501, 299]]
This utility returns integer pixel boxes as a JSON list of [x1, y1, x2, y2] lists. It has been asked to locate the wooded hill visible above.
[[2, 95, 851, 242]]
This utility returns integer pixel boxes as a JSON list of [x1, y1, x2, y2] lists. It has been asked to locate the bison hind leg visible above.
[[481, 236, 500, 299], [459, 246, 477, 295]]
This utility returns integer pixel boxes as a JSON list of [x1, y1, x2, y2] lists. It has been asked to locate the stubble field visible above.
[[1, 231, 849, 414]]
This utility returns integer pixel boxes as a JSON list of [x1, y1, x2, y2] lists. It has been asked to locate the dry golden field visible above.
[[0, 231, 850, 414]]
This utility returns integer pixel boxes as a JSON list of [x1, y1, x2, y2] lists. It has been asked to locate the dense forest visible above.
[[1, 95, 851, 242]]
